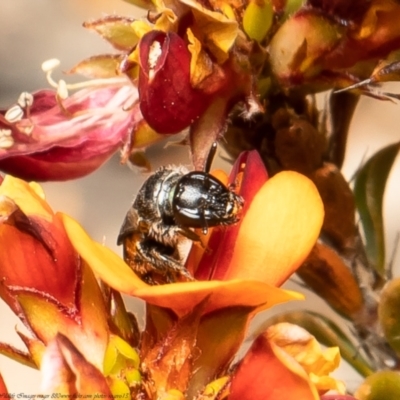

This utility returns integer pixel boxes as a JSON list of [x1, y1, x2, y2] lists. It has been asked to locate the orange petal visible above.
[[195, 150, 268, 280], [61, 213, 302, 316], [17, 271, 109, 372], [230, 333, 319, 400], [0, 213, 80, 315], [41, 334, 112, 396], [225, 171, 324, 286], [60, 212, 147, 292], [0, 373, 7, 393], [0, 175, 53, 219], [266, 323, 345, 394], [134, 280, 302, 317]]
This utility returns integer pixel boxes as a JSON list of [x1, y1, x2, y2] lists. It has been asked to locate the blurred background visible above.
[[1, 0, 399, 394]]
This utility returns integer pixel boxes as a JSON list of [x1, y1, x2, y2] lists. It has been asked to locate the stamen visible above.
[[17, 92, 34, 108], [4, 105, 24, 123], [0, 129, 14, 149], [42, 58, 61, 72], [41, 58, 128, 96], [57, 80, 69, 100]]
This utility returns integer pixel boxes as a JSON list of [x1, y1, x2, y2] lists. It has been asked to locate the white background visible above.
[[1, 0, 399, 394]]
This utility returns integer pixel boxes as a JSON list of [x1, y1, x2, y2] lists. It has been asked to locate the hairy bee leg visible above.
[[175, 226, 202, 242], [135, 241, 194, 281], [149, 221, 207, 249]]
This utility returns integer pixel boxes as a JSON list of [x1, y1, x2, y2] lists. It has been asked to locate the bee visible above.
[[117, 144, 244, 283]]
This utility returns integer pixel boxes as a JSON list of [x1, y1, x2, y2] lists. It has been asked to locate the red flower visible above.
[[0, 83, 141, 181], [138, 31, 211, 134]]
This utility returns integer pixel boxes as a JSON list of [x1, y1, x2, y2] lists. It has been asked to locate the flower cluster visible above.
[[2, 0, 400, 398], [0, 150, 352, 399]]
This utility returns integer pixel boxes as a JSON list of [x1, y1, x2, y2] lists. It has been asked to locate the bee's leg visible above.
[[150, 223, 207, 251], [176, 226, 202, 243], [135, 241, 194, 281]]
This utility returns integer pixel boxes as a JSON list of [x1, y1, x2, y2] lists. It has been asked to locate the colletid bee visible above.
[[117, 144, 244, 284]]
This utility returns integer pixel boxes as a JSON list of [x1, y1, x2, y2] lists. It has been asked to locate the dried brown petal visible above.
[[298, 243, 364, 319], [310, 162, 356, 249]]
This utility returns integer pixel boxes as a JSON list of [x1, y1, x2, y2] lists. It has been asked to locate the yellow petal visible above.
[[187, 28, 214, 87], [60, 212, 148, 292], [225, 171, 324, 286], [0, 175, 53, 219], [230, 332, 319, 400], [267, 323, 345, 394], [180, 0, 238, 64]]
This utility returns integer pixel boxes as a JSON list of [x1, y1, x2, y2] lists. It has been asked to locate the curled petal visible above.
[[325, 0, 400, 70], [180, 0, 239, 63], [15, 263, 109, 371], [0, 84, 140, 181], [225, 170, 324, 286], [194, 150, 268, 280], [0, 177, 109, 367], [230, 333, 319, 400], [41, 334, 112, 395], [193, 152, 323, 286], [196, 160, 323, 286], [266, 323, 345, 394], [269, 9, 344, 86], [0, 176, 79, 315], [60, 212, 147, 291], [138, 31, 210, 134], [61, 213, 302, 317], [0, 173, 52, 219]]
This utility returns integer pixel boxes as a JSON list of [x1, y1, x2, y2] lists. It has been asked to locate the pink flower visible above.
[[0, 81, 141, 181]]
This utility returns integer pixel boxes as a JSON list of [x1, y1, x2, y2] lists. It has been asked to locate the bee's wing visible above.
[[117, 207, 140, 245]]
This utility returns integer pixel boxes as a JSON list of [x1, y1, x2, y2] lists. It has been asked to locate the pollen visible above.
[[148, 40, 162, 81]]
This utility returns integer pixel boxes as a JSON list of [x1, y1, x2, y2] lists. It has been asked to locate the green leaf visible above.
[[356, 371, 400, 400], [67, 55, 123, 79], [257, 311, 374, 378], [83, 16, 139, 52], [354, 142, 400, 276], [283, 0, 306, 20], [378, 278, 400, 355], [109, 289, 140, 348]]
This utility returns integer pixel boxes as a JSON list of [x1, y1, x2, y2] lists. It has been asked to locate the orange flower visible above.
[[230, 323, 345, 400], [62, 150, 324, 314], [0, 151, 326, 398], [59, 150, 324, 397], [0, 175, 109, 369]]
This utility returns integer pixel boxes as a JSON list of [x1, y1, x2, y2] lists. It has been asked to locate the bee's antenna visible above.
[[204, 142, 218, 173]]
